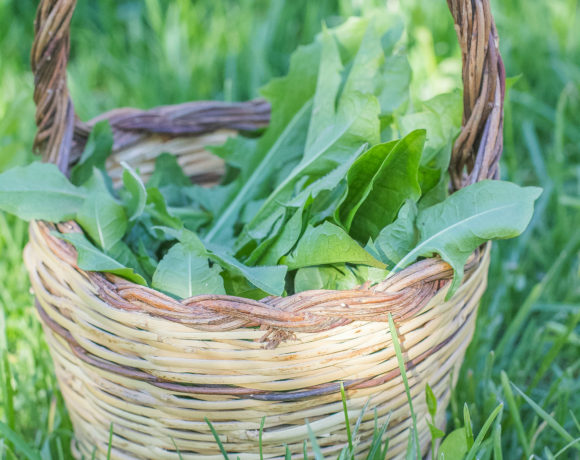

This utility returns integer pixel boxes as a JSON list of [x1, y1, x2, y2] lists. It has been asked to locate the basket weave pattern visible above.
[[25, 0, 504, 458]]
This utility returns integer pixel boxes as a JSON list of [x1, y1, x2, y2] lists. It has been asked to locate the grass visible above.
[[1, 0, 579, 458]]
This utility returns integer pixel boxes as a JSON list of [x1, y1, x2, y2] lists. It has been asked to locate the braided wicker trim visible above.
[[33, 221, 482, 345]]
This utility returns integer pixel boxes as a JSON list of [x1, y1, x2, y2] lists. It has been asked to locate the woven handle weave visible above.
[[30, 0, 504, 189]]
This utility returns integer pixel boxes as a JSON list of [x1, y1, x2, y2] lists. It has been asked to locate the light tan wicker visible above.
[[24, 0, 505, 458]]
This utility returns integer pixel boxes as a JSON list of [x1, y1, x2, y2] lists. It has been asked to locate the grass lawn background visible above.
[[1, 0, 579, 458]]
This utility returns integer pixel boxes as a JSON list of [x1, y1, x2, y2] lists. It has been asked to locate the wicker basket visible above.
[[24, 0, 505, 458]]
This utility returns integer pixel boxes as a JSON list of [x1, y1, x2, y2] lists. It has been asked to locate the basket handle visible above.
[[447, 0, 505, 190], [31, 0, 504, 187], [31, 0, 77, 173]]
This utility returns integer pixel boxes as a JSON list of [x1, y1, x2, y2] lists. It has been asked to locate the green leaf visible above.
[[153, 226, 205, 251], [399, 92, 461, 208], [0, 162, 86, 222], [294, 264, 388, 293], [393, 181, 543, 297], [147, 153, 193, 206], [76, 170, 127, 251], [70, 121, 114, 186], [147, 153, 191, 189], [146, 188, 183, 229], [370, 200, 418, 266], [337, 130, 424, 241], [121, 162, 147, 221], [210, 136, 259, 175], [168, 206, 211, 232], [438, 428, 468, 460], [222, 272, 269, 300], [425, 383, 438, 420], [336, 139, 397, 229], [135, 239, 159, 279], [294, 265, 359, 292], [56, 232, 147, 285], [152, 243, 225, 298], [428, 422, 445, 440], [254, 205, 304, 266], [158, 227, 286, 297], [107, 241, 148, 282], [351, 265, 389, 285], [206, 243, 287, 296], [305, 28, 344, 152], [399, 91, 462, 168], [340, 20, 385, 100], [282, 221, 385, 270], [376, 54, 411, 116]]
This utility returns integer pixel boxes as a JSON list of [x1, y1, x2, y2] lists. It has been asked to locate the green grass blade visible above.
[[106, 423, 113, 460], [340, 382, 354, 456], [464, 403, 503, 460], [259, 416, 265, 460], [380, 434, 390, 460], [306, 421, 325, 460], [463, 404, 474, 449], [544, 446, 556, 460], [171, 437, 184, 460], [521, 120, 550, 185], [388, 313, 420, 457], [405, 427, 418, 460], [284, 444, 291, 460], [205, 417, 230, 460], [352, 398, 371, 443], [554, 438, 580, 458], [1, 349, 15, 433], [493, 423, 502, 460], [496, 232, 580, 357], [500, 371, 530, 457], [0, 421, 41, 460], [529, 305, 580, 390], [570, 411, 580, 433], [366, 415, 389, 460], [56, 438, 65, 460], [511, 382, 580, 452], [425, 383, 437, 420], [449, 369, 461, 429]]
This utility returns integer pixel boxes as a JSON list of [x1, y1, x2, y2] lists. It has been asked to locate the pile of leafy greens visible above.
[[0, 18, 541, 301]]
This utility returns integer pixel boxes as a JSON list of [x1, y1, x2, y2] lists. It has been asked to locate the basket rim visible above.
[[29, 220, 487, 342]]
